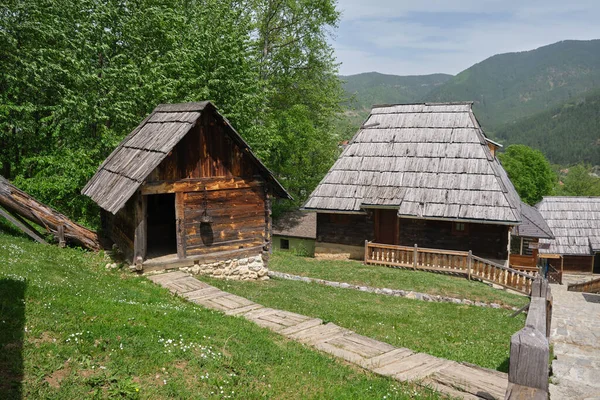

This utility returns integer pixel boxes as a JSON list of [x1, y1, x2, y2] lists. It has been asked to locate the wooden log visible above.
[[133, 193, 147, 266], [0, 175, 101, 250], [175, 192, 185, 259], [526, 297, 547, 335], [140, 177, 263, 195], [508, 326, 549, 392], [0, 206, 48, 244]]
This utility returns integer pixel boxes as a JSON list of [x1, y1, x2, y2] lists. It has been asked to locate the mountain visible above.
[[494, 88, 600, 165], [341, 72, 453, 110], [424, 40, 600, 129]]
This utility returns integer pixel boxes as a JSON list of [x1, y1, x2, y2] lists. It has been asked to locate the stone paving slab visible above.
[[147, 271, 507, 399], [549, 275, 600, 400]]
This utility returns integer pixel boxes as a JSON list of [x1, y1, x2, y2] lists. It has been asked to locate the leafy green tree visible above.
[[556, 164, 600, 196], [498, 145, 556, 205]]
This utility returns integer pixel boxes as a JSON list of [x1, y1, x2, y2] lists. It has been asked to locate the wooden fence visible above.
[[505, 277, 552, 399], [364, 241, 536, 295]]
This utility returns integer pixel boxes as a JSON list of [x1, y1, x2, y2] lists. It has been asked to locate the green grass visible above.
[[0, 224, 446, 400], [270, 252, 529, 308], [203, 272, 525, 373]]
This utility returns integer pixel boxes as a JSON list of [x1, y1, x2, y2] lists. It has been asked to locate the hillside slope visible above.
[[342, 72, 452, 110], [494, 89, 600, 165], [424, 40, 600, 128]]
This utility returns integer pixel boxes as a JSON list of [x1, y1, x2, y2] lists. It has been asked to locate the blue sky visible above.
[[333, 0, 600, 76]]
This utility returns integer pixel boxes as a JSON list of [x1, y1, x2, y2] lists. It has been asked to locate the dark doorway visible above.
[[375, 209, 398, 245], [146, 194, 177, 258], [594, 253, 600, 274]]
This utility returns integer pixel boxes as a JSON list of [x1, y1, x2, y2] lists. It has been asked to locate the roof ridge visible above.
[[372, 101, 474, 108]]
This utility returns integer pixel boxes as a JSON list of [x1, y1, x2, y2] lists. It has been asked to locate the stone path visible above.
[[148, 271, 508, 399], [549, 275, 600, 400]]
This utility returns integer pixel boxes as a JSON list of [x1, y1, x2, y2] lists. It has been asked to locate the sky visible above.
[[333, 0, 600, 76]]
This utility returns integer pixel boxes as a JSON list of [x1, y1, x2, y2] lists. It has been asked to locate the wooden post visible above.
[[133, 193, 147, 268], [57, 225, 65, 248], [264, 190, 272, 253], [509, 326, 549, 392], [364, 240, 368, 264], [413, 244, 417, 270], [467, 250, 472, 280], [175, 192, 185, 259]]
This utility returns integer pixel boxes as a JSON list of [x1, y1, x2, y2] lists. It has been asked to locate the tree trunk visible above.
[[0, 175, 102, 250]]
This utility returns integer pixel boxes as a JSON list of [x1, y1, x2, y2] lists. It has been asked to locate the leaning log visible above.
[[0, 175, 102, 251]]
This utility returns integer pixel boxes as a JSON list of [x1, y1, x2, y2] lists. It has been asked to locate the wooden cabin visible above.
[[509, 202, 554, 273], [83, 102, 290, 277], [537, 196, 600, 274], [303, 102, 526, 263]]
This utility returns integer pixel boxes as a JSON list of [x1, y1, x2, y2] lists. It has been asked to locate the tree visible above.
[[498, 145, 556, 205], [556, 164, 600, 196]]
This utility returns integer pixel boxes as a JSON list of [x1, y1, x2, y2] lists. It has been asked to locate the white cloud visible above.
[[333, 0, 600, 75]]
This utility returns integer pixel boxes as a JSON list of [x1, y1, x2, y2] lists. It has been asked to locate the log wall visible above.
[[398, 218, 510, 260], [316, 213, 374, 247], [102, 196, 137, 262], [562, 255, 594, 273], [183, 185, 266, 256]]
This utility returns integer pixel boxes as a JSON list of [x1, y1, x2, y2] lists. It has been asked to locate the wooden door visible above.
[[375, 209, 398, 245]]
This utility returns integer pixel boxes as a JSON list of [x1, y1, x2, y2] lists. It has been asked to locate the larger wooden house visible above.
[[303, 102, 528, 263], [83, 102, 290, 277], [537, 196, 600, 274]]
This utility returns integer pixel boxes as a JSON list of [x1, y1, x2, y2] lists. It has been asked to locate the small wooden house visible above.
[[303, 102, 526, 263], [272, 211, 316, 256], [83, 102, 290, 277], [510, 202, 554, 271], [537, 196, 600, 274]]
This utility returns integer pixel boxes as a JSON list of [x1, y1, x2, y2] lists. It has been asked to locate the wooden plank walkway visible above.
[[148, 271, 507, 399]]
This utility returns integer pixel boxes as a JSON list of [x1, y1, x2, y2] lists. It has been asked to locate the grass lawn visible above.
[[203, 272, 525, 373], [270, 252, 529, 308], [0, 223, 445, 400]]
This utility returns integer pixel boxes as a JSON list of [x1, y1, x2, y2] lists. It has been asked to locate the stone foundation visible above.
[[178, 253, 268, 281]]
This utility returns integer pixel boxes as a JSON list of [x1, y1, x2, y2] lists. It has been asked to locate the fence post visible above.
[[413, 244, 417, 270], [467, 250, 472, 280], [364, 240, 368, 264]]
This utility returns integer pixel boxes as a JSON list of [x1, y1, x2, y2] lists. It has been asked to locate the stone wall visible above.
[[179, 253, 268, 280]]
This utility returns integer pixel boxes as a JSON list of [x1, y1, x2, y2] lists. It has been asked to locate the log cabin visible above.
[[537, 196, 600, 274], [82, 102, 290, 278], [510, 202, 554, 273], [302, 102, 529, 264]]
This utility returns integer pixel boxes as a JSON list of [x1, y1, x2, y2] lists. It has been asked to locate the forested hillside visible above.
[[424, 40, 600, 128], [0, 0, 342, 224], [342, 72, 452, 110], [494, 89, 600, 165]]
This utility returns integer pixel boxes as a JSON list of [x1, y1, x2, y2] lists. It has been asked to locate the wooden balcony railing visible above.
[[365, 241, 536, 295]]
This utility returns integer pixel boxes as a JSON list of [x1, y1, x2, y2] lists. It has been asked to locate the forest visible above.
[[0, 0, 343, 226]]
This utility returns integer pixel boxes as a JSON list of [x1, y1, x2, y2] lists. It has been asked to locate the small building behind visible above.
[[510, 202, 555, 272], [537, 196, 600, 274], [82, 101, 290, 279], [303, 102, 524, 263], [272, 211, 316, 256]]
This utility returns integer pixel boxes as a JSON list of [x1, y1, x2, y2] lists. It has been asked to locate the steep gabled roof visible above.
[[272, 211, 316, 239], [82, 102, 290, 214], [537, 196, 600, 255], [303, 102, 522, 224]]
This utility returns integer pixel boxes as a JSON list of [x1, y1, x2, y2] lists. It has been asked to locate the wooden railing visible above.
[[365, 241, 535, 295], [567, 276, 600, 293]]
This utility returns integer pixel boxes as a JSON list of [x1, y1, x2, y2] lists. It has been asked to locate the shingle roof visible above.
[[537, 196, 600, 255], [82, 102, 290, 213], [514, 202, 554, 239], [272, 211, 316, 239], [303, 102, 522, 224]]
